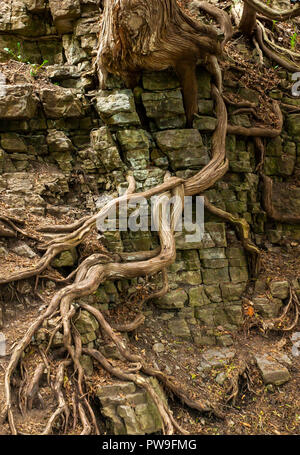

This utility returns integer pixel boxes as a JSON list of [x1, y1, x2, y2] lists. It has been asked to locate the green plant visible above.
[[30, 60, 49, 78], [4, 42, 26, 63], [291, 32, 298, 50], [3, 42, 48, 78]]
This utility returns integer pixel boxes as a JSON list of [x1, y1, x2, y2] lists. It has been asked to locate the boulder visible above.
[[95, 89, 140, 126], [255, 353, 290, 385], [269, 280, 289, 300], [0, 85, 39, 119], [155, 288, 188, 309], [39, 86, 84, 119], [154, 129, 208, 170], [49, 0, 81, 33], [90, 127, 124, 171], [74, 310, 99, 334], [97, 379, 165, 435], [47, 130, 73, 153]]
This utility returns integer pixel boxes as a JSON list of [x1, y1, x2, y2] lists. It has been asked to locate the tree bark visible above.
[[239, 2, 257, 36], [96, 0, 222, 126]]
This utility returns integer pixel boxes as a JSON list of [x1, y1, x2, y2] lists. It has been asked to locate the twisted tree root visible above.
[[0, 27, 289, 432], [203, 197, 261, 277], [261, 174, 300, 224]]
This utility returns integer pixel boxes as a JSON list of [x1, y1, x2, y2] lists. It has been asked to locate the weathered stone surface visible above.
[[193, 116, 217, 131], [271, 184, 300, 220], [202, 267, 230, 285], [74, 309, 99, 334], [90, 127, 123, 171], [0, 85, 39, 119], [142, 71, 180, 90], [229, 266, 248, 283], [1, 133, 27, 153], [80, 354, 94, 376], [117, 129, 149, 169], [52, 248, 77, 268], [253, 297, 282, 318], [194, 332, 216, 346], [11, 241, 37, 259], [154, 129, 208, 170], [189, 286, 210, 307], [197, 347, 236, 372], [0, 1, 46, 36], [168, 318, 191, 339], [220, 283, 246, 301], [286, 114, 300, 137], [155, 289, 188, 309], [176, 271, 202, 285], [142, 89, 185, 129], [49, 0, 81, 33], [47, 130, 73, 153], [226, 246, 247, 267], [97, 379, 164, 435], [269, 280, 289, 300], [255, 353, 290, 385], [204, 285, 222, 303], [194, 305, 215, 325], [95, 90, 140, 126], [40, 87, 84, 119]]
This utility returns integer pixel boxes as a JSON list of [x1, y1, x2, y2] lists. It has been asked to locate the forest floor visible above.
[[0, 205, 300, 435], [1, 279, 300, 435], [1, 0, 300, 436]]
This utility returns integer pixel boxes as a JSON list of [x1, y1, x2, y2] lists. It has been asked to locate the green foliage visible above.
[[30, 60, 49, 78], [4, 42, 25, 63], [3, 42, 48, 78], [291, 32, 298, 50]]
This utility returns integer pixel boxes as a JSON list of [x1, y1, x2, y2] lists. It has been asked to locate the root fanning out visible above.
[[2, 0, 298, 435]]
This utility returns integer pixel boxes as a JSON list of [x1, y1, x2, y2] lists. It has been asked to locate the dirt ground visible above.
[[0, 267, 300, 435]]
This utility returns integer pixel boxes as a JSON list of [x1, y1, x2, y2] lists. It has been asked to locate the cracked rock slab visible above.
[[254, 353, 290, 386]]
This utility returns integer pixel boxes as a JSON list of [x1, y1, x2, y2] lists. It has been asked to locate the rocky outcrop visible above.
[[97, 379, 166, 435], [0, 0, 299, 434]]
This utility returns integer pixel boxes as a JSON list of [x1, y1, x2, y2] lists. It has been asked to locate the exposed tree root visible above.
[[203, 197, 261, 277], [261, 174, 300, 224], [190, 1, 233, 47], [226, 360, 257, 405], [24, 363, 45, 412], [42, 360, 71, 435], [0, 214, 38, 241], [1, 0, 298, 436], [227, 100, 283, 138], [244, 287, 300, 333], [255, 24, 300, 73], [242, 0, 300, 21]]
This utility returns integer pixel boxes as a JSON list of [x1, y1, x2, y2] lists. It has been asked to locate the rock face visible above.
[[0, 85, 38, 119], [39, 86, 85, 119], [0, 0, 299, 435], [154, 129, 208, 170], [97, 379, 166, 435]]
